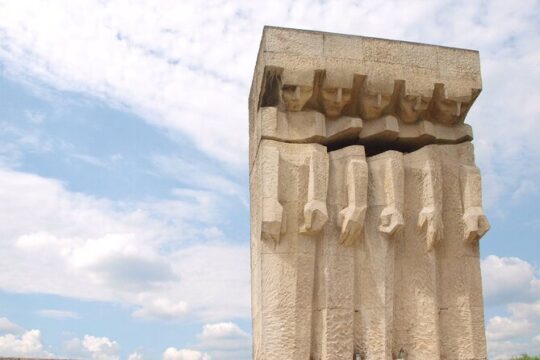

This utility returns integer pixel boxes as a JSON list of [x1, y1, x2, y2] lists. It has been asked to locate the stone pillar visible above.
[[394, 145, 443, 359], [312, 145, 367, 360], [355, 150, 403, 360], [249, 26, 489, 360]]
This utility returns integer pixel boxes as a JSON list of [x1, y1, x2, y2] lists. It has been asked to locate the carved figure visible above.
[[250, 27, 490, 360], [312, 145, 367, 359], [253, 139, 328, 359]]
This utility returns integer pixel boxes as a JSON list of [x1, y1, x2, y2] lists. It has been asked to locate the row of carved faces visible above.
[[259, 67, 480, 126]]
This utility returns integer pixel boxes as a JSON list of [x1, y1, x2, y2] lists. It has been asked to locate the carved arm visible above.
[[460, 165, 490, 243], [338, 157, 368, 246], [301, 147, 329, 234], [261, 145, 283, 243], [378, 155, 405, 236], [417, 159, 444, 250]]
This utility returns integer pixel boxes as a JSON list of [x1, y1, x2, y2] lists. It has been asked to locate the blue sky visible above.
[[0, 1, 538, 359]]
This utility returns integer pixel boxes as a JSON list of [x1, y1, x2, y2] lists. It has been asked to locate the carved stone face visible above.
[[321, 87, 352, 118], [433, 99, 461, 125], [398, 95, 429, 123], [360, 92, 391, 119], [281, 85, 313, 112]]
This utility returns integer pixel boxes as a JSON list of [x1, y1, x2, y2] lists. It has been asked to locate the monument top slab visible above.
[[251, 26, 481, 98], [249, 27, 483, 170]]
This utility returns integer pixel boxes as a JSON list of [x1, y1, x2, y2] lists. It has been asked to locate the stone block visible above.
[[250, 27, 488, 360]]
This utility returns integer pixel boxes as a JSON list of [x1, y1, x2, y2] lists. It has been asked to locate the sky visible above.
[[0, 0, 538, 359]]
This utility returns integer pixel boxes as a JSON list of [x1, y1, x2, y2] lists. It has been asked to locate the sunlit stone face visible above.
[[433, 98, 462, 125], [281, 85, 313, 112], [398, 95, 429, 123], [360, 92, 391, 119], [321, 87, 351, 118]]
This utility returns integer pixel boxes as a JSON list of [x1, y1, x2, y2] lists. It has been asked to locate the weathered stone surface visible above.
[[250, 27, 488, 360], [250, 26, 482, 172]]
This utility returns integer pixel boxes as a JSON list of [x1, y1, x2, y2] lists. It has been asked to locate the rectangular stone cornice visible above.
[[251, 26, 481, 100], [249, 26, 483, 173]]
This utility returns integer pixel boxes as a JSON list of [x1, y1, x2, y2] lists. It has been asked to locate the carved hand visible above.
[[301, 200, 328, 234], [463, 206, 490, 243], [261, 198, 283, 243], [378, 206, 404, 236], [418, 206, 444, 250], [338, 205, 366, 246]]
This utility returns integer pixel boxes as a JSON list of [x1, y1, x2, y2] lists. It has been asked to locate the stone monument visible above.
[[249, 26, 489, 360]]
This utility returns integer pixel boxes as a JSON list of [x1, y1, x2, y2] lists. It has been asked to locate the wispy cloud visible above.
[[71, 153, 108, 167], [0, 0, 537, 175], [0, 121, 54, 166], [164, 322, 250, 360], [0, 0, 538, 358], [132, 298, 188, 320], [152, 155, 247, 207], [0, 167, 250, 321], [483, 255, 540, 359], [70, 153, 125, 168], [0, 317, 23, 334], [24, 109, 46, 124], [36, 309, 80, 320], [482, 255, 540, 307]]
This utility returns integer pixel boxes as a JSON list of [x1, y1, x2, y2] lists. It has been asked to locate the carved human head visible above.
[[321, 69, 353, 118], [391, 80, 428, 123], [433, 98, 462, 125], [398, 94, 429, 123], [430, 84, 462, 125], [355, 75, 392, 120], [280, 69, 314, 112], [360, 91, 391, 119]]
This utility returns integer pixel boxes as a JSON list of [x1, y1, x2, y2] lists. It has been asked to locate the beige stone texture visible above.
[[250, 27, 489, 360], [251, 140, 328, 360], [249, 27, 482, 172]]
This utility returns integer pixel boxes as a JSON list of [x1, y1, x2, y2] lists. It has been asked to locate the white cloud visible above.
[[128, 352, 144, 360], [0, 0, 538, 358], [486, 302, 540, 359], [24, 109, 45, 124], [197, 322, 251, 359], [199, 322, 249, 340], [507, 301, 540, 321], [0, 317, 23, 334], [0, 0, 537, 176], [484, 256, 540, 359], [72, 153, 108, 167], [163, 348, 210, 360], [0, 167, 250, 321], [70, 153, 126, 168], [0, 0, 249, 166], [486, 316, 535, 342], [0, 329, 52, 358], [167, 243, 250, 321], [0, 121, 54, 168], [83, 335, 120, 360], [152, 155, 247, 203], [65, 335, 120, 360], [160, 322, 251, 360], [36, 309, 79, 320], [132, 297, 188, 320], [482, 255, 540, 306], [488, 339, 537, 360]]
